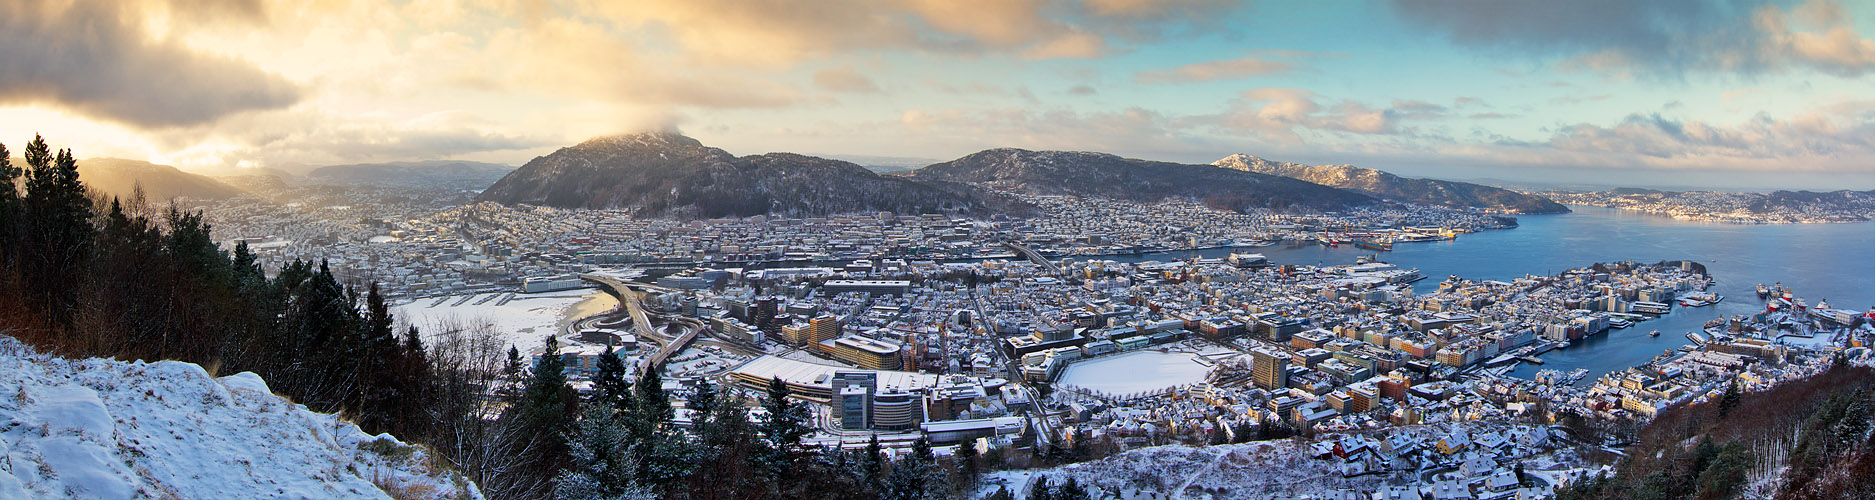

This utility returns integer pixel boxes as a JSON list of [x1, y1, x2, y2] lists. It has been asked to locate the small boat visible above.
[[1649, 330, 1660, 337], [1756, 283, 1770, 299]]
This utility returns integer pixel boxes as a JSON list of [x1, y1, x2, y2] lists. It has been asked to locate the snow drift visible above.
[[0, 336, 480, 499]]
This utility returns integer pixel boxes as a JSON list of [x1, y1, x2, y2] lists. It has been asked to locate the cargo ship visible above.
[[1756, 283, 1770, 299], [1353, 238, 1393, 251]]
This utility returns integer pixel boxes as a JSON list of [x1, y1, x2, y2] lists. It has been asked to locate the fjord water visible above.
[[1105, 205, 1875, 380]]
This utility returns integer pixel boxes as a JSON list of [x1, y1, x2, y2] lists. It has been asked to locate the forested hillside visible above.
[[1557, 363, 1875, 500], [0, 135, 997, 499]]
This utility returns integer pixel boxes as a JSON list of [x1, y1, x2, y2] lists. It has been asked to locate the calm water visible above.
[[1086, 205, 1875, 380]]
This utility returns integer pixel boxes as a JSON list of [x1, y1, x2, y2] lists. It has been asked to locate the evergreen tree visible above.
[[0, 142, 18, 267], [391, 325, 432, 438], [863, 434, 886, 492], [759, 377, 812, 493], [355, 282, 401, 433], [635, 367, 672, 434], [509, 334, 575, 496], [984, 486, 1014, 500], [556, 404, 655, 500], [19, 136, 93, 329], [686, 380, 717, 431], [912, 436, 933, 464], [1718, 378, 1741, 418], [955, 440, 980, 490], [505, 345, 524, 377], [593, 345, 632, 408], [1029, 476, 1053, 500], [1056, 477, 1090, 500]]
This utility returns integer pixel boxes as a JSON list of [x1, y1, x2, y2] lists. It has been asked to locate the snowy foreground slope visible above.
[[0, 337, 481, 499]]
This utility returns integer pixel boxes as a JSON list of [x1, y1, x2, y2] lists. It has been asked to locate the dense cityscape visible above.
[[6, 1, 1875, 499]]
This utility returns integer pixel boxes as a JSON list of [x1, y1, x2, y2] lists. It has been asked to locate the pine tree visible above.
[[1718, 378, 1741, 418], [1029, 476, 1053, 500], [863, 434, 886, 492], [635, 367, 673, 434], [556, 404, 655, 500], [355, 282, 401, 433], [392, 325, 432, 439], [686, 380, 717, 431], [0, 142, 19, 268], [505, 345, 524, 378], [760, 377, 812, 493], [19, 136, 93, 329], [509, 334, 575, 495], [955, 440, 980, 490], [593, 345, 632, 408], [1056, 477, 1090, 500]]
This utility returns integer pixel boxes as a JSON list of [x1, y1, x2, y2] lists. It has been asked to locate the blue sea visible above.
[[1095, 205, 1875, 380]]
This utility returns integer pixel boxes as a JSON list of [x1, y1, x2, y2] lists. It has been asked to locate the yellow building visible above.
[[831, 336, 906, 370], [808, 315, 842, 354]]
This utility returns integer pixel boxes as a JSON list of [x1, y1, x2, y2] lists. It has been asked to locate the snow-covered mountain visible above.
[[1212, 153, 1570, 214], [0, 337, 480, 499]]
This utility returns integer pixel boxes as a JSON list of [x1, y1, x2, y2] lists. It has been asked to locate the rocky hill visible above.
[[308, 160, 515, 189], [475, 132, 1022, 217], [908, 148, 1376, 212], [77, 158, 246, 202], [0, 336, 479, 499], [1212, 153, 1569, 214]]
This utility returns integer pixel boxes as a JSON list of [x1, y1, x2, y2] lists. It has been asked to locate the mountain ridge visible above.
[[77, 158, 246, 202], [475, 132, 1026, 218], [1211, 153, 1569, 214], [907, 148, 1378, 212]]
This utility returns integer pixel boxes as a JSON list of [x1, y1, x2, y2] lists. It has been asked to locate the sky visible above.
[[2, 0, 1874, 190]]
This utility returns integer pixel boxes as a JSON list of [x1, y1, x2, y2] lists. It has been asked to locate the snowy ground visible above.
[[394, 289, 616, 353], [662, 345, 754, 379], [1056, 351, 1212, 395], [980, 421, 1592, 499], [0, 337, 479, 499]]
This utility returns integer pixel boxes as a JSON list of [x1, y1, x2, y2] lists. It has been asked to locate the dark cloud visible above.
[[1390, 0, 1875, 76], [153, 109, 557, 167], [1390, 0, 1757, 68], [1543, 105, 1875, 164], [0, 0, 300, 128]]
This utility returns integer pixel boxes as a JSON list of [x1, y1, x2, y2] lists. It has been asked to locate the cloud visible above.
[[0, 0, 300, 128], [813, 67, 882, 93], [478, 17, 804, 109], [1200, 89, 1429, 142], [1135, 57, 1297, 84], [1391, 0, 1875, 77], [1539, 104, 1875, 167], [1066, 85, 1099, 96], [1755, 0, 1875, 76], [1550, 94, 1614, 105], [576, 0, 1232, 64], [898, 106, 1201, 154], [148, 108, 557, 168]]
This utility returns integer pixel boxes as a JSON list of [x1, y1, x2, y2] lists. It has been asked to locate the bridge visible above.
[[1002, 239, 1063, 276], [581, 272, 700, 379]]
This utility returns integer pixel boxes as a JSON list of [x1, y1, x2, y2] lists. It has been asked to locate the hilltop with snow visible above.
[[0, 336, 480, 499]]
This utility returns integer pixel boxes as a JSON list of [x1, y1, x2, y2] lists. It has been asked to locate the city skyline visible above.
[[2, 0, 1874, 189]]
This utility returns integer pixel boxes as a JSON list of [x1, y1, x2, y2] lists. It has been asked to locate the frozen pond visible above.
[[393, 288, 617, 353], [1055, 350, 1211, 395]]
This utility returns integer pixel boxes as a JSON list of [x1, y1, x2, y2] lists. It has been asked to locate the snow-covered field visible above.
[[394, 289, 616, 353], [1056, 351, 1211, 395], [0, 337, 479, 499]]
